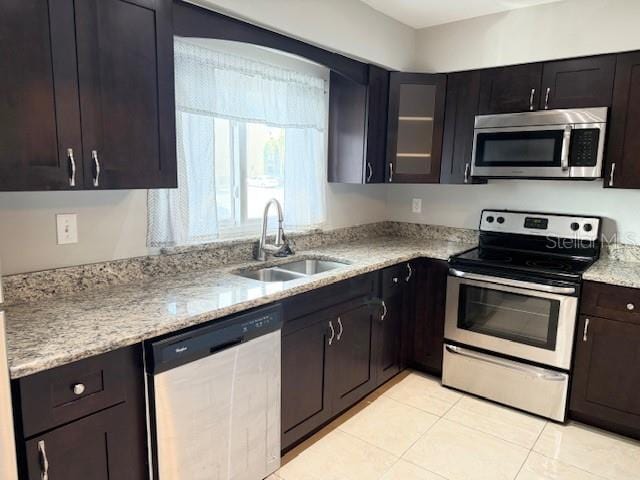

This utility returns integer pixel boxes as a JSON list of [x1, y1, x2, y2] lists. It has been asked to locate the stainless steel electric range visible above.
[[442, 210, 602, 421]]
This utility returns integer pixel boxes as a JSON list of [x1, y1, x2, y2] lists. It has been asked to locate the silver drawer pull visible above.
[[67, 148, 76, 187], [627, 303, 635, 311], [72, 383, 86, 395], [583, 318, 590, 342], [366, 162, 373, 182], [544, 87, 551, 109], [464, 162, 470, 184], [405, 263, 413, 282], [381, 300, 387, 322], [328, 321, 335, 346], [529, 88, 536, 111], [337, 317, 343, 341], [91, 150, 101, 187], [609, 162, 616, 187], [38, 440, 49, 480]]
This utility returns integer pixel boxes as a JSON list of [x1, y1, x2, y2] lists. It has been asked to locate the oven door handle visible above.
[[449, 269, 577, 295], [445, 345, 567, 381]]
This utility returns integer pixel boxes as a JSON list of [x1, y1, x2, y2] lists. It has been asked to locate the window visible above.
[[148, 39, 328, 247]]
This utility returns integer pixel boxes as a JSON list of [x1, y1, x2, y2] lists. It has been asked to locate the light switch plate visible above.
[[56, 214, 78, 245], [412, 198, 422, 214]]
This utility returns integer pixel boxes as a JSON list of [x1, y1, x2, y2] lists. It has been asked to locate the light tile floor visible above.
[[270, 370, 640, 480]]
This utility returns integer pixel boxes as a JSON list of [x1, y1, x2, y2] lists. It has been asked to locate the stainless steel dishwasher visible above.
[[146, 304, 282, 480]]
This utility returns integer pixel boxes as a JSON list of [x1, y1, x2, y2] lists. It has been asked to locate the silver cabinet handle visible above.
[[67, 148, 76, 187], [337, 317, 343, 341], [583, 318, 590, 342], [560, 125, 572, 172], [529, 88, 536, 111], [627, 303, 635, 311], [72, 383, 86, 395], [464, 163, 470, 184], [609, 163, 616, 187], [37, 440, 49, 480], [91, 150, 101, 187], [544, 87, 551, 110], [389, 162, 394, 182], [405, 263, 412, 282], [366, 162, 373, 183], [381, 300, 387, 321], [328, 321, 335, 346]]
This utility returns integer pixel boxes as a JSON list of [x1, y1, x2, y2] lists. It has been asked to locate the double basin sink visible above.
[[236, 258, 348, 282]]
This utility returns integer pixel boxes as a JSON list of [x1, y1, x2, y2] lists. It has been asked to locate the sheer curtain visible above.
[[148, 39, 327, 247]]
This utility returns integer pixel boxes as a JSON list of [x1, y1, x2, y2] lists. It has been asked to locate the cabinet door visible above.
[[440, 71, 486, 184], [605, 51, 640, 189], [75, 0, 176, 189], [281, 315, 332, 450], [0, 0, 83, 191], [386, 73, 446, 183], [571, 315, 640, 439], [24, 403, 147, 480], [411, 259, 448, 374], [365, 65, 390, 183], [478, 63, 543, 114], [374, 266, 405, 386], [329, 302, 376, 413], [328, 72, 368, 184], [540, 56, 615, 110]]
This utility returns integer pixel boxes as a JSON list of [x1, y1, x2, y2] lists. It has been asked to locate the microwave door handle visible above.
[[449, 269, 577, 295], [560, 126, 572, 172]]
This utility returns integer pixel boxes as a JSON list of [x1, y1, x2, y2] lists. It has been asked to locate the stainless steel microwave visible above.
[[471, 107, 607, 180]]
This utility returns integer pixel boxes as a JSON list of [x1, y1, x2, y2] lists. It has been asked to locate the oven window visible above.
[[458, 285, 560, 350], [475, 130, 564, 167]]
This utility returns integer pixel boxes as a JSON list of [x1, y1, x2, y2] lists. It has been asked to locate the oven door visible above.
[[445, 270, 578, 370], [472, 125, 572, 178]]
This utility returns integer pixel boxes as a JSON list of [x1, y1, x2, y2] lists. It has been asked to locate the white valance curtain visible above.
[[148, 39, 327, 247]]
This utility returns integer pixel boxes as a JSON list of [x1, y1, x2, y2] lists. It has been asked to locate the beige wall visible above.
[[414, 0, 640, 73], [0, 0, 414, 275], [385, 0, 640, 244]]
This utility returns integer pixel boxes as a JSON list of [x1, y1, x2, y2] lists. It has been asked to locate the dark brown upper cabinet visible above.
[[440, 70, 486, 184], [0, 0, 176, 192], [540, 56, 615, 110], [478, 63, 543, 114], [605, 51, 640, 189], [0, 0, 83, 191], [328, 65, 389, 184], [386, 73, 447, 183]]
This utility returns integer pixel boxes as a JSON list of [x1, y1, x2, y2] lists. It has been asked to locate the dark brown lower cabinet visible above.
[[570, 315, 640, 439], [14, 346, 148, 479], [24, 403, 147, 480], [410, 259, 448, 374]]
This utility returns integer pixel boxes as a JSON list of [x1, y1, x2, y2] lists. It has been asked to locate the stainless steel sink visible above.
[[235, 258, 348, 282], [276, 259, 347, 275]]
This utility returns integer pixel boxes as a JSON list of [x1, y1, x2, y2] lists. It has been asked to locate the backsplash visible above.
[[1, 221, 476, 306]]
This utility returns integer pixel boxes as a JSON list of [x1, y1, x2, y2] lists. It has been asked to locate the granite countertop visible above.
[[5, 236, 474, 379], [583, 258, 640, 289]]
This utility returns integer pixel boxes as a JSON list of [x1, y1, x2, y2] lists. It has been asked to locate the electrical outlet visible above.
[[56, 214, 78, 245], [412, 198, 422, 214]]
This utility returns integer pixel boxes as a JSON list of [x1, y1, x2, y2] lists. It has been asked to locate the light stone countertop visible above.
[[5, 236, 474, 379], [583, 258, 640, 289]]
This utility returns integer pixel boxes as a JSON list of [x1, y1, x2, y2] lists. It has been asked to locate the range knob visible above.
[[486, 216, 495, 223], [497, 216, 505, 224], [584, 223, 593, 232], [571, 222, 580, 231]]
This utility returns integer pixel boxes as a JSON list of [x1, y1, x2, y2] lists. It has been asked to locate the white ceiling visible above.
[[360, 0, 566, 29]]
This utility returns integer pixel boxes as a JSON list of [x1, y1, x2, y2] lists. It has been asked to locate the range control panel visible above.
[[480, 210, 601, 241]]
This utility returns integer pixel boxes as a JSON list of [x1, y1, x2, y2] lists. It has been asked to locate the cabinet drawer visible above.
[[17, 345, 142, 438], [382, 262, 412, 292], [581, 281, 640, 323], [282, 272, 375, 322]]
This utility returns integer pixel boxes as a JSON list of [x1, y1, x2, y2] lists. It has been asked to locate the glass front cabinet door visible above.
[[386, 73, 447, 183]]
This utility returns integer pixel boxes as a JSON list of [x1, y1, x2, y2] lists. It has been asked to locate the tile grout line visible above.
[[511, 419, 549, 480]]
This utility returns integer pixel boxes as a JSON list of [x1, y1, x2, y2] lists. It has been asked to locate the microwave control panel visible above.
[[569, 128, 600, 167]]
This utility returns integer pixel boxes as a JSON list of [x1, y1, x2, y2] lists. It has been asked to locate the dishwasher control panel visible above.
[[146, 304, 282, 374]]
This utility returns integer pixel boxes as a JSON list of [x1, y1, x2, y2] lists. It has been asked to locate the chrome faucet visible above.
[[255, 198, 294, 261]]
